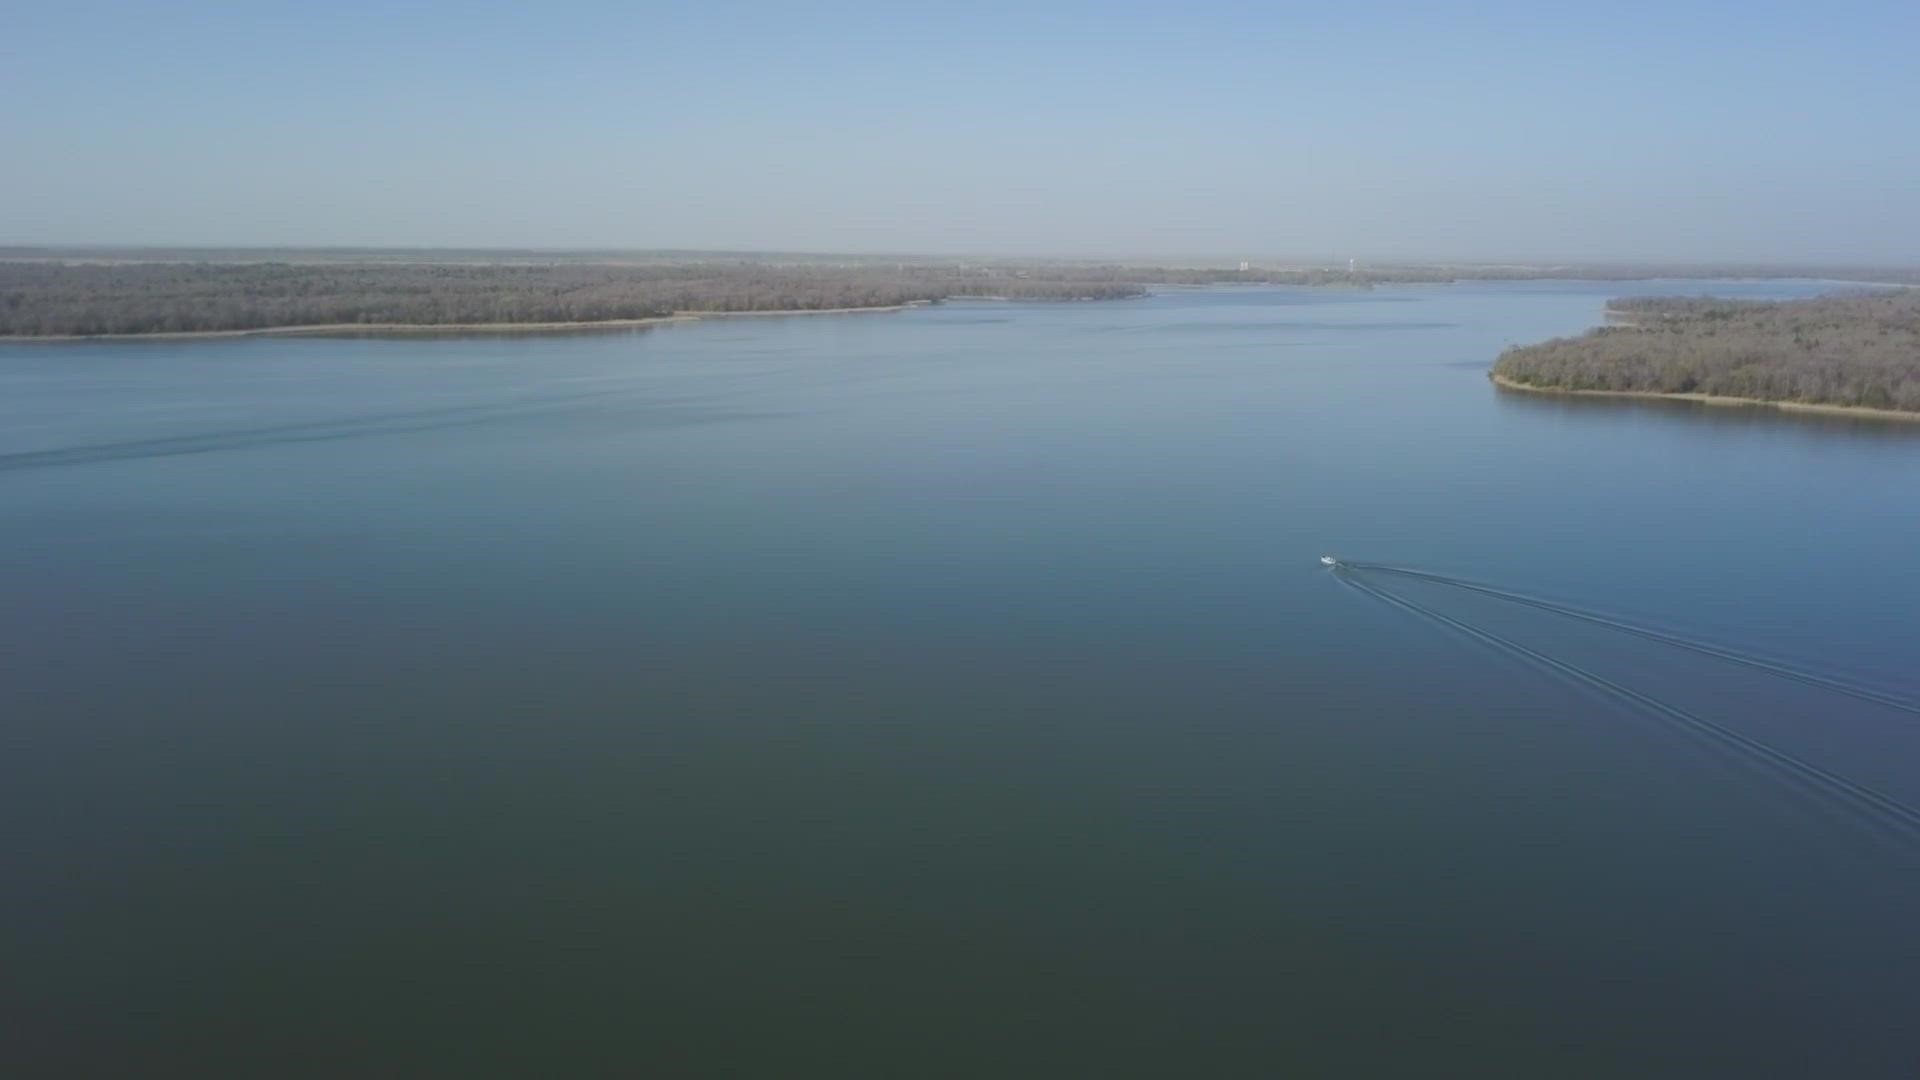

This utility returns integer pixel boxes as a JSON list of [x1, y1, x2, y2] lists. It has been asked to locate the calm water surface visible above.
[[5, 282, 1919, 1075]]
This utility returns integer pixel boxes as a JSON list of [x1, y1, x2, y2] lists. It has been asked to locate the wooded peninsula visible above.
[[0, 260, 1142, 337], [1492, 288, 1920, 415], [6, 249, 1919, 339]]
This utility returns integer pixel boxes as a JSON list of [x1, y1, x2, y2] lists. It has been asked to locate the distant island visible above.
[[1492, 288, 1920, 418], [6, 250, 1920, 339]]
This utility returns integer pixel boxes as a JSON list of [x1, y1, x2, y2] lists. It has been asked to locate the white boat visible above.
[[1320, 555, 1339, 567]]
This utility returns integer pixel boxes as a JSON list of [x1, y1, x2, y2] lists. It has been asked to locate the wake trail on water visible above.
[[1342, 562, 1920, 719], [0, 386, 735, 474], [1340, 573, 1920, 847]]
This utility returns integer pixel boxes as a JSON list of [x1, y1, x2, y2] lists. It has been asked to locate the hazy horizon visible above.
[[6, 1, 1918, 261], [8, 242, 1920, 270]]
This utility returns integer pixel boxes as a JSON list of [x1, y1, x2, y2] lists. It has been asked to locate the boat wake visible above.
[[1337, 571, 1920, 848], [0, 387, 746, 474], [1337, 561, 1920, 718]]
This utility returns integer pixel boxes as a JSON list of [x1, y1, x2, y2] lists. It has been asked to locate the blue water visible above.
[[4, 281, 1918, 1075]]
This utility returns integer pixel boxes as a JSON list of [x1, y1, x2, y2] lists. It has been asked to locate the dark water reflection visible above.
[[3, 281, 1917, 1075], [1493, 380, 1920, 439]]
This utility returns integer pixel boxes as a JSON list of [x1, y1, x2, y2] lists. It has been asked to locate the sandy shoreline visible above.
[[1489, 372, 1920, 423], [0, 302, 930, 343]]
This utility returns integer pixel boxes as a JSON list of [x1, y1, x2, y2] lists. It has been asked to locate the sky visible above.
[[4, 0, 1919, 261]]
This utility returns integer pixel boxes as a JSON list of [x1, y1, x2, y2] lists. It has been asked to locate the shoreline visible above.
[[1489, 372, 1920, 423], [0, 301, 930, 343], [8, 278, 1908, 344]]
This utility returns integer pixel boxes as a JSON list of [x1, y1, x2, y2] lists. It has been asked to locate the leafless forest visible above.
[[0, 262, 1146, 336], [5, 251, 1917, 337], [1494, 288, 1920, 412]]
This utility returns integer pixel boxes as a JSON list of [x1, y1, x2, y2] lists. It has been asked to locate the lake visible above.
[[5, 281, 1918, 1075]]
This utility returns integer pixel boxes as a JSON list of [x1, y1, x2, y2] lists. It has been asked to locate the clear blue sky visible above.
[[5, 0, 1917, 260]]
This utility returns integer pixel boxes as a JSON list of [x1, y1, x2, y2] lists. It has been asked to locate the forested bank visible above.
[[1492, 288, 1920, 413], [0, 262, 1142, 336], [7, 254, 1920, 338]]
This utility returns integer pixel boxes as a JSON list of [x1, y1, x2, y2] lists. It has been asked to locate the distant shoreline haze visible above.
[[3, 253, 1919, 339], [4, 246, 1920, 277], [6, 253, 1916, 421]]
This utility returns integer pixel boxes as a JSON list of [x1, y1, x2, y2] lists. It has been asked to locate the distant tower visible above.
[[1239, 260, 1250, 272], [1348, 257, 1357, 274]]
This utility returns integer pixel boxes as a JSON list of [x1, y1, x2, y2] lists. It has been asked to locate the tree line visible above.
[[7, 256, 1919, 338], [1492, 288, 1920, 412], [0, 262, 1144, 336]]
